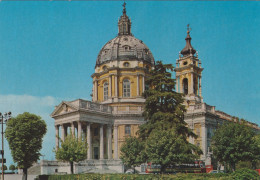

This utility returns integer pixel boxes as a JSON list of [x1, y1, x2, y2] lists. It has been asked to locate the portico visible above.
[[52, 99, 118, 160]]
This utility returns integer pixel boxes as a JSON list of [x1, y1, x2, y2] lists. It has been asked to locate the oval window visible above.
[[103, 66, 108, 71], [123, 62, 130, 67]]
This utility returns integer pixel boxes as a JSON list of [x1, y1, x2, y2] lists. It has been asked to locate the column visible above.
[[109, 75, 112, 98], [176, 76, 179, 93], [180, 77, 183, 93], [107, 125, 112, 159], [201, 123, 207, 160], [190, 73, 194, 94], [78, 121, 82, 140], [115, 75, 118, 97], [142, 75, 145, 93], [87, 123, 92, 160], [71, 122, 75, 137], [136, 74, 140, 96], [95, 80, 98, 101], [100, 124, 104, 159], [199, 76, 202, 97], [93, 82, 96, 101], [55, 125, 59, 150], [113, 125, 118, 159], [61, 124, 65, 142]]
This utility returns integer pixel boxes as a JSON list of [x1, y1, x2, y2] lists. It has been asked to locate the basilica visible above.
[[40, 3, 259, 174]]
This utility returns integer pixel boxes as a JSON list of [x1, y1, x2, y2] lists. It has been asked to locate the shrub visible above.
[[231, 168, 259, 180]]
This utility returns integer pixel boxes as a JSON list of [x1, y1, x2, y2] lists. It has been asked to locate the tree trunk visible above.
[[70, 161, 74, 174], [231, 163, 236, 172], [160, 165, 166, 174], [22, 168, 27, 180], [133, 166, 135, 174]]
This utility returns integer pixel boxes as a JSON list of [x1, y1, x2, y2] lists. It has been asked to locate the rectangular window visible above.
[[125, 125, 131, 135], [123, 80, 131, 97], [104, 82, 108, 101]]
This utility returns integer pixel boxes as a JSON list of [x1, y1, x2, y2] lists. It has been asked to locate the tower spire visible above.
[[181, 24, 196, 56], [118, 1, 132, 36]]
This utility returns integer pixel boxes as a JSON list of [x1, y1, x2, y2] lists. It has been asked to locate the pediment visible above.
[[51, 101, 78, 117]]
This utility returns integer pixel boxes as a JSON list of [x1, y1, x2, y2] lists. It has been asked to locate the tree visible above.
[[211, 121, 260, 172], [5, 112, 47, 180], [136, 61, 201, 173], [138, 61, 195, 140], [55, 134, 88, 174], [120, 136, 145, 173], [9, 164, 16, 172], [145, 129, 201, 173], [0, 165, 7, 171]]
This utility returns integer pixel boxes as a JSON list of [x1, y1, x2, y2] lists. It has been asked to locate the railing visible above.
[[72, 99, 143, 115], [187, 103, 215, 114], [112, 105, 143, 115], [74, 100, 112, 113]]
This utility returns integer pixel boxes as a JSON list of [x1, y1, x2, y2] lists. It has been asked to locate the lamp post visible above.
[[0, 112, 11, 180]]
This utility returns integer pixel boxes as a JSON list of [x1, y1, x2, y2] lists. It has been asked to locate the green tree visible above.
[[146, 129, 201, 173], [1, 165, 7, 171], [5, 112, 47, 180], [120, 136, 145, 173], [55, 134, 88, 174], [211, 121, 260, 172], [136, 61, 201, 173], [138, 61, 195, 140], [9, 164, 16, 172]]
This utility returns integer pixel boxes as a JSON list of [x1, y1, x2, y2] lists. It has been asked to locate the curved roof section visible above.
[[96, 35, 155, 66]]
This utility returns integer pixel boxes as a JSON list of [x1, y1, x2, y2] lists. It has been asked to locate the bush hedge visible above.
[[230, 168, 259, 180], [36, 170, 259, 180]]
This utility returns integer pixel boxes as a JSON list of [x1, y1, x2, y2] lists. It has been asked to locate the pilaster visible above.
[[87, 123, 92, 159], [100, 124, 104, 159]]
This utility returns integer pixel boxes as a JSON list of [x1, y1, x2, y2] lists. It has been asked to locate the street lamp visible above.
[[0, 112, 11, 180]]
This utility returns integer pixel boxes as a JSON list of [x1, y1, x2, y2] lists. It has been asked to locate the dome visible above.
[[96, 35, 155, 66], [95, 3, 154, 67]]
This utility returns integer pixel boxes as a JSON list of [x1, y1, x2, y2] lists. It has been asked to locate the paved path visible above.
[[1, 174, 37, 180]]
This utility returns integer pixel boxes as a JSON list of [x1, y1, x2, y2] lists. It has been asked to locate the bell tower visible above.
[[175, 25, 203, 106]]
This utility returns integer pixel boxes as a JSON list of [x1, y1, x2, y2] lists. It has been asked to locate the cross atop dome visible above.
[[122, 1, 126, 14], [118, 1, 132, 36]]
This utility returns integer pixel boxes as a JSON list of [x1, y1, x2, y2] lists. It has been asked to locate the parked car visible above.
[[125, 169, 134, 174]]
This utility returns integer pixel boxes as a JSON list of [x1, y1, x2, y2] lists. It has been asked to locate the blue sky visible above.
[[0, 1, 259, 167]]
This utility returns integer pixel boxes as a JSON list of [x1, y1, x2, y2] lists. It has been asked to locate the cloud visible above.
[[0, 94, 59, 166]]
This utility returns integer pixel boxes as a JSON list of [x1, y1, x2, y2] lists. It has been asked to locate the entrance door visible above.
[[94, 147, 99, 159]]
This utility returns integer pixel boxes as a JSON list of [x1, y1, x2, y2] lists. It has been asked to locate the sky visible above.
[[0, 1, 259, 168]]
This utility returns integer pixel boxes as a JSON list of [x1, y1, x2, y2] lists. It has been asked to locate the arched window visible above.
[[123, 79, 130, 97], [123, 24, 126, 33], [183, 78, 188, 95], [103, 82, 108, 100], [194, 77, 198, 95]]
